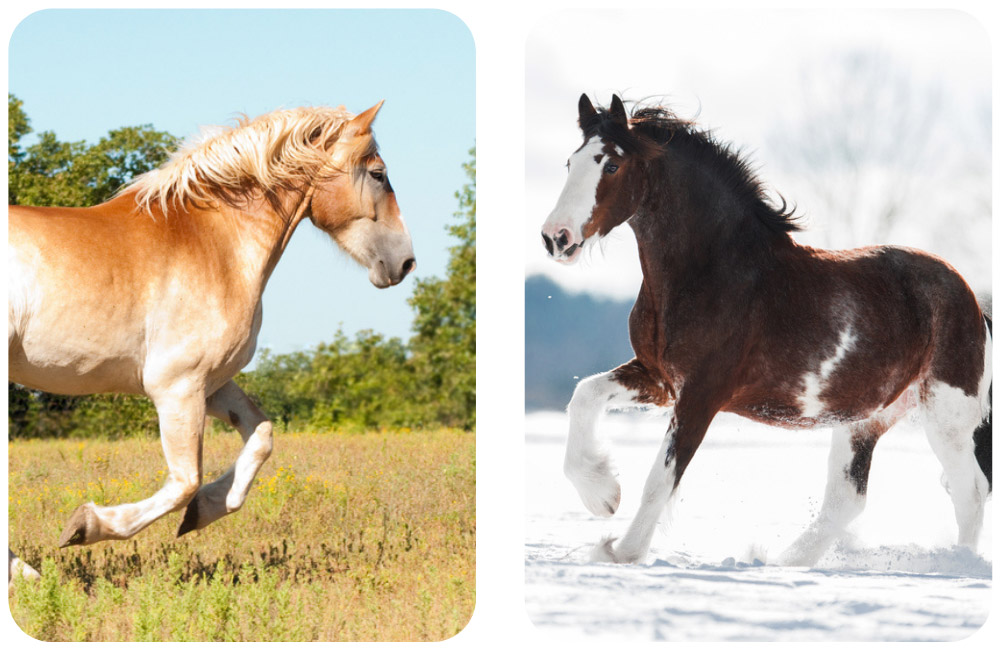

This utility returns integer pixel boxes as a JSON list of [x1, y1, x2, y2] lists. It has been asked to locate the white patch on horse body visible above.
[[542, 138, 606, 240], [798, 326, 857, 419]]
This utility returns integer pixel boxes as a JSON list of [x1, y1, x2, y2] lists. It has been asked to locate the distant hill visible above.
[[525, 275, 635, 411]]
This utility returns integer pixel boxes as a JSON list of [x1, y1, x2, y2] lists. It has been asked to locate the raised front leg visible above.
[[565, 359, 672, 517], [178, 380, 273, 536], [59, 382, 205, 546], [591, 390, 716, 564]]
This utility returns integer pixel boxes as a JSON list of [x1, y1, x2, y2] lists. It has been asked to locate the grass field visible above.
[[8, 428, 475, 641]]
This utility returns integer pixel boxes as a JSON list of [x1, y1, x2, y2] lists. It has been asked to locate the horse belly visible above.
[[10, 322, 146, 395], [9, 276, 147, 395], [730, 348, 920, 429]]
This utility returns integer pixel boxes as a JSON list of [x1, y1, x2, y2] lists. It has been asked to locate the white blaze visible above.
[[542, 138, 606, 239]]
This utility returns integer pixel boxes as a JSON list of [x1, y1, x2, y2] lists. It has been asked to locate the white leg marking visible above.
[[922, 381, 990, 548], [978, 321, 992, 416], [564, 370, 641, 517], [798, 326, 857, 418], [592, 425, 677, 564], [8, 548, 40, 583], [183, 381, 274, 533], [59, 385, 205, 546], [780, 425, 868, 566]]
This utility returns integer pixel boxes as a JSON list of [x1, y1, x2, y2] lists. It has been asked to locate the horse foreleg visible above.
[[779, 409, 901, 566], [178, 380, 273, 536], [58, 385, 205, 546], [565, 359, 671, 517], [591, 397, 714, 564]]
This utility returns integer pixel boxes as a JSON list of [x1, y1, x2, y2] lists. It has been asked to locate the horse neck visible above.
[[244, 190, 308, 292], [208, 188, 311, 297], [628, 153, 791, 299]]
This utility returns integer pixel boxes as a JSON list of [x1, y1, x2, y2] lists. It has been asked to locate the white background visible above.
[[4, 1, 999, 648]]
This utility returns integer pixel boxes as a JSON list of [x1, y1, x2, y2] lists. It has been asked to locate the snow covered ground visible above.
[[524, 410, 993, 641]]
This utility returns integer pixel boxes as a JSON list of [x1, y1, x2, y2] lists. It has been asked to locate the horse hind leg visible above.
[[178, 380, 273, 536], [973, 315, 992, 492], [8, 548, 40, 583], [972, 383, 991, 493], [564, 359, 672, 518], [922, 381, 991, 548], [779, 401, 908, 566]]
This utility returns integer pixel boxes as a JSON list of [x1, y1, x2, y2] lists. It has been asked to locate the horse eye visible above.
[[604, 162, 619, 175], [369, 170, 385, 182]]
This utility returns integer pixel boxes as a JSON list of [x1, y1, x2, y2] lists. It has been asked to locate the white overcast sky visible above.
[[525, 8, 991, 299]]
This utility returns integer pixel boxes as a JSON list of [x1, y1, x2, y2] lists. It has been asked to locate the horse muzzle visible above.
[[541, 226, 584, 264], [369, 255, 416, 289]]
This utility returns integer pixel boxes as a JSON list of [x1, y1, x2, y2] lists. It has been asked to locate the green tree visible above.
[[8, 94, 178, 208], [8, 94, 31, 173], [407, 147, 476, 429]]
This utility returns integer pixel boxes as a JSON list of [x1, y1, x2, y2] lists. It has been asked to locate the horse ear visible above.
[[609, 95, 628, 126], [345, 100, 384, 136], [578, 93, 597, 127]]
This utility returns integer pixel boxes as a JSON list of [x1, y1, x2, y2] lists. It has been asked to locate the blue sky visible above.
[[8, 9, 475, 355]]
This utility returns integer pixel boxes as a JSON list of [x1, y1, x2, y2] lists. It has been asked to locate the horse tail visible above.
[[973, 309, 991, 492]]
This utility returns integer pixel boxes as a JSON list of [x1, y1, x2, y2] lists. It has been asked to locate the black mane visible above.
[[583, 103, 801, 234]]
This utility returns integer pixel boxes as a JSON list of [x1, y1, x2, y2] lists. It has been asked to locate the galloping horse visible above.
[[541, 94, 991, 565], [8, 102, 414, 577]]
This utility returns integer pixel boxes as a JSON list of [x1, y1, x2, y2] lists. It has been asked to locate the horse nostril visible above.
[[555, 229, 570, 251], [401, 258, 416, 276], [542, 233, 554, 256]]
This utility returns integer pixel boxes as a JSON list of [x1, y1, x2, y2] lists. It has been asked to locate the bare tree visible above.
[[769, 49, 945, 249]]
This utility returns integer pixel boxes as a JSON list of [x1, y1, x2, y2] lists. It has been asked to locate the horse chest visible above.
[[627, 293, 690, 387]]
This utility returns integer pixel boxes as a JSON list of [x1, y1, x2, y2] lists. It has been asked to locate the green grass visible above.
[[8, 428, 475, 641]]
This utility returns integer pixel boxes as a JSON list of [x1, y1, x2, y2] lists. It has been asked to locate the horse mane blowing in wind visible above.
[[541, 94, 991, 566], [8, 102, 415, 579]]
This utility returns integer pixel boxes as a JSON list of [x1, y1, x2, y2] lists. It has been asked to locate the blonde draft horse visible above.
[[8, 102, 415, 578]]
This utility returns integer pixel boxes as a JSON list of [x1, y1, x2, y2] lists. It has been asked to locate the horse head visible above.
[[309, 101, 415, 288], [541, 94, 652, 264]]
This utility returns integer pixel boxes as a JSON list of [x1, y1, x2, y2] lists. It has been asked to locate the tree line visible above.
[[7, 95, 475, 436]]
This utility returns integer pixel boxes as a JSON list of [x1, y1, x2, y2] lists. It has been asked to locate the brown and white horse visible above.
[[541, 94, 991, 565], [8, 102, 414, 578]]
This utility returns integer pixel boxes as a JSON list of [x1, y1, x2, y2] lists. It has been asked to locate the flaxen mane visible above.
[[130, 106, 377, 214]]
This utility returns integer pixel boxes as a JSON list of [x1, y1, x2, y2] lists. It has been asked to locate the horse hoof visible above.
[[575, 476, 621, 518], [590, 536, 627, 563], [176, 499, 200, 537], [58, 503, 98, 547], [589, 535, 643, 564]]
